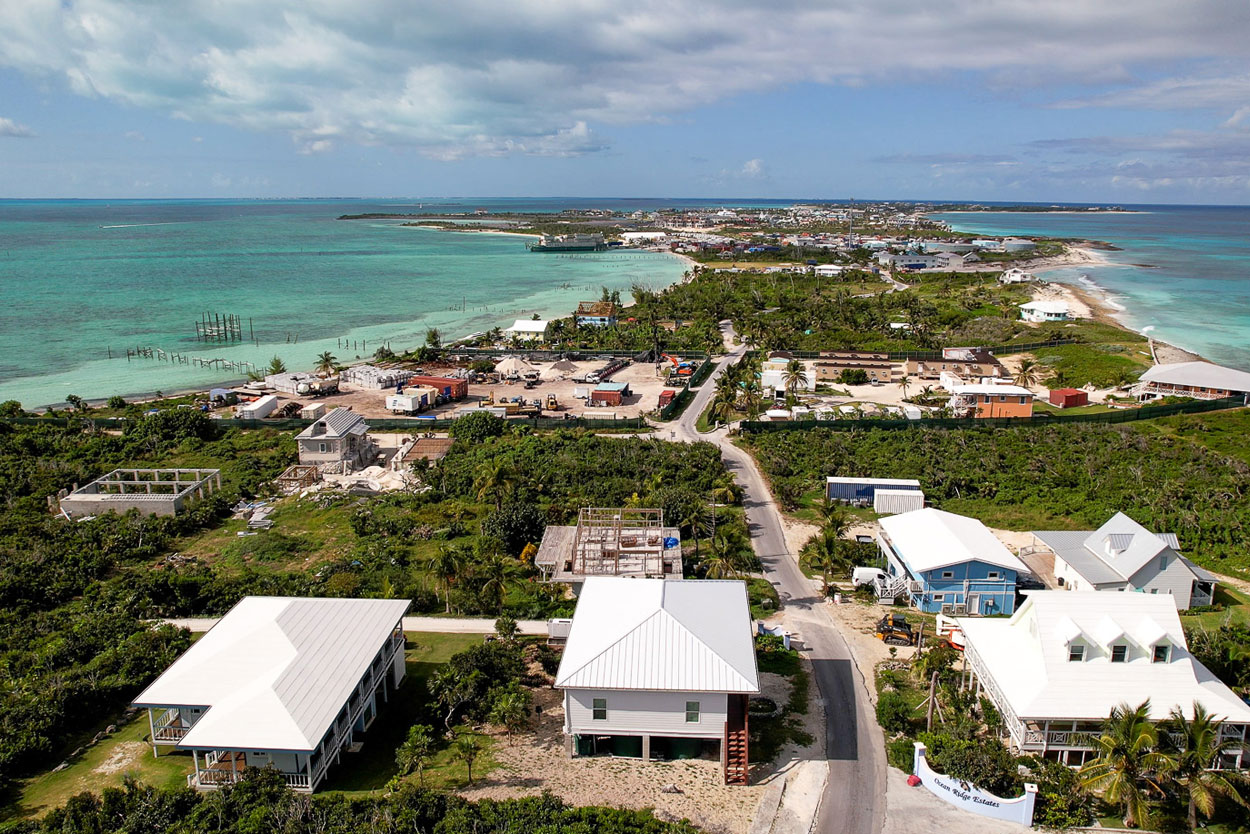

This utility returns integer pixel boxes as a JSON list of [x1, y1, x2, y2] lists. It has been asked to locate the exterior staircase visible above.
[[875, 574, 910, 604], [724, 694, 749, 785]]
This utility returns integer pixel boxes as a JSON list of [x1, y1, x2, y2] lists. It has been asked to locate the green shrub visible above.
[[1020, 755, 1093, 829], [876, 691, 913, 734], [886, 736, 916, 772], [449, 410, 506, 444]]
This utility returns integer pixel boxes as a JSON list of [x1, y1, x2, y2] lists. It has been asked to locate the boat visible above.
[[527, 233, 608, 252]]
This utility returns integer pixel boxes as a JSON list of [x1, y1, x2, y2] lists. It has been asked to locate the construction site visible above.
[[535, 508, 683, 584]]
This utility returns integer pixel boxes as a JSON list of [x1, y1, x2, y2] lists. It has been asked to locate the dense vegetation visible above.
[[0, 414, 751, 801], [742, 415, 1250, 575], [0, 770, 699, 834], [0, 413, 295, 790]]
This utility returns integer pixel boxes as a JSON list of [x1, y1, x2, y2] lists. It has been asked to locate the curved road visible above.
[[666, 323, 886, 834]]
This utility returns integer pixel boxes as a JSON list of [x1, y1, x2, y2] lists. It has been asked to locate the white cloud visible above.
[[0, 116, 34, 137], [740, 158, 765, 178], [0, 1, 1248, 157]]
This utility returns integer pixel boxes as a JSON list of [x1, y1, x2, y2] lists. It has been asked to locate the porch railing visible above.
[[152, 708, 190, 742]]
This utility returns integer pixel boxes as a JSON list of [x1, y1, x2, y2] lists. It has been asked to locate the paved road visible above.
[[666, 323, 886, 834], [164, 616, 548, 635]]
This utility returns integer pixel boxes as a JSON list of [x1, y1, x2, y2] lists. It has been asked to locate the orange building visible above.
[[951, 384, 1034, 419]]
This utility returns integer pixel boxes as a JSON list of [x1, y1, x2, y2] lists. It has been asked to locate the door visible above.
[[967, 593, 981, 614]]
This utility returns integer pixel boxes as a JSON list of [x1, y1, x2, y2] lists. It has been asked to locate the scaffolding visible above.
[[572, 508, 668, 576]]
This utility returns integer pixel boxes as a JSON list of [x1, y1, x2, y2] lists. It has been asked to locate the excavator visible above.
[[661, 353, 694, 376]]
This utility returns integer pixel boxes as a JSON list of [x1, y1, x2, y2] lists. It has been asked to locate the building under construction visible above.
[[535, 508, 682, 584]]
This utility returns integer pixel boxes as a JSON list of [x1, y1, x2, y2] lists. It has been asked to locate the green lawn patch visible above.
[[1181, 586, 1250, 631], [322, 631, 491, 794], [13, 713, 195, 820]]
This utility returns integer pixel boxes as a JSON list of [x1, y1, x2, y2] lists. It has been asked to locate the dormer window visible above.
[[1159, 554, 1169, 571], [1068, 644, 1085, 662], [1111, 645, 1128, 663], [1153, 644, 1170, 663]]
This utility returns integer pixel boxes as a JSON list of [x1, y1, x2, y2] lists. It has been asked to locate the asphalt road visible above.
[[667, 323, 886, 834]]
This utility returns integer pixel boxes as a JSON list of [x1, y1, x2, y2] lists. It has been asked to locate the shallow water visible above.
[[0, 199, 690, 406]]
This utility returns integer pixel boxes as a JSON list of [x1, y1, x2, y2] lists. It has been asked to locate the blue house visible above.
[[876, 508, 1026, 615]]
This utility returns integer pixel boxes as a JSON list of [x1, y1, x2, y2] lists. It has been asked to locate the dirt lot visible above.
[[256, 358, 680, 422], [458, 681, 767, 834]]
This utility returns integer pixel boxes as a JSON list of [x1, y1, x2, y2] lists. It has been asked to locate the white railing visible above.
[[153, 708, 189, 742]]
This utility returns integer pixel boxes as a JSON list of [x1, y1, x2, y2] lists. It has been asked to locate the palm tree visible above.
[[708, 392, 736, 426], [1080, 700, 1172, 829], [489, 688, 531, 742], [702, 532, 747, 579], [476, 548, 519, 613], [739, 377, 763, 420], [395, 724, 435, 785], [427, 546, 465, 613], [452, 734, 482, 785], [425, 327, 442, 349], [315, 351, 337, 376], [899, 374, 912, 401], [1014, 358, 1041, 389], [473, 462, 517, 511], [1162, 702, 1249, 830], [783, 359, 809, 399], [800, 524, 850, 598]]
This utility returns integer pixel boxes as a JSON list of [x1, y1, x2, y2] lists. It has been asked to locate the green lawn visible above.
[[13, 712, 196, 820], [322, 631, 494, 794], [1181, 586, 1250, 631]]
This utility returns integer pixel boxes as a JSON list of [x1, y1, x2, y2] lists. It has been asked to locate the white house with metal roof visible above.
[[295, 407, 373, 471], [877, 508, 1028, 615], [959, 591, 1250, 768], [1026, 512, 1217, 609], [554, 577, 759, 784], [1134, 360, 1250, 401], [133, 596, 410, 792]]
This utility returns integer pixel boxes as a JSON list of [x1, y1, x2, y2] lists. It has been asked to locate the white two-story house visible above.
[[554, 577, 759, 784], [1026, 512, 1216, 609], [133, 596, 409, 792], [959, 591, 1250, 768]]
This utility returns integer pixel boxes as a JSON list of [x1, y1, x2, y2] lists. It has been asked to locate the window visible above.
[[1153, 644, 1170, 663], [941, 571, 954, 579], [1111, 645, 1128, 663], [1150, 588, 1158, 594], [1159, 554, 1169, 571], [932, 593, 945, 602], [987, 571, 1001, 580], [318, 442, 327, 453], [592, 698, 607, 720], [1068, 644, 1085, 662], [685, 701, 700, 723]]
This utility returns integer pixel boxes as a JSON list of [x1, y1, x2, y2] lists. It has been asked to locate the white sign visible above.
[[913, 742, 1037, 826]]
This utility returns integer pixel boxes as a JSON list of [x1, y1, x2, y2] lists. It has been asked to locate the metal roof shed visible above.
[[874, 488, 925, 515]]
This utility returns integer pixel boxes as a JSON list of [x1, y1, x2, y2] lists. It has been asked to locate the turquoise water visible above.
[[0, 200, 689, 407], [931, 206, 1250, 371]]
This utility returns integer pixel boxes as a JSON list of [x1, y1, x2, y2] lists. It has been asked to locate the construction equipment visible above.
[[662, 353, 694, 376], [875, 613, 916, 646], [545, 393, 560, 411], [935, 614, 966, 651]]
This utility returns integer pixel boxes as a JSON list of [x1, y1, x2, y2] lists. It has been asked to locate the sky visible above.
[[1, 0, 1249, 203]]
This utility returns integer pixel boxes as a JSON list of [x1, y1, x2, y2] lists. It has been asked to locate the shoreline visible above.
[[17, 245, 695, 411], [1030, 251, 1204, 366]]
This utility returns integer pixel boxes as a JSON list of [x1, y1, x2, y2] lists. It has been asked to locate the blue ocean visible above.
[[0, 199, 711, 407], [931, 206, 1250, 371]]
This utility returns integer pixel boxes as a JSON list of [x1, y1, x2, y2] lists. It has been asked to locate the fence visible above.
[[2, 414, 650, 432], [776, 338, 1077, 361], [658, 388, 697, 422], [739, 396, 1245, 433], [687, 357, 717, 389]]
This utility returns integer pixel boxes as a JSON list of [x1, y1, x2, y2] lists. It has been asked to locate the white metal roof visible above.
[[554, 577, 759, 694], [826, 476, 922, 488], [879, 508, 1027, 574], [133, 597, 410, 751], [1019, 301, 1069, 314], [506, 319, 549, 333], [1139, 361, 1250, 393], [1034, 513, 1197, 586], [873, 488, 926, 516], [952, 383, 1035, 397], [959, 592, 1250, 723], [295, 407, 367, 440]]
